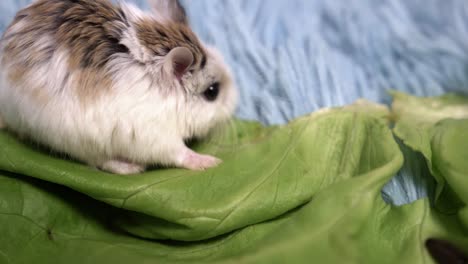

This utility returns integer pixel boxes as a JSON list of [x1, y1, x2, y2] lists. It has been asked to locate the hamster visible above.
[[0, 0, 238, 174]]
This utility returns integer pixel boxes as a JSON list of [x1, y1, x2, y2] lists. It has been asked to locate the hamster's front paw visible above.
[[100, 160, 145, 175], [179, 149, 222, 171]]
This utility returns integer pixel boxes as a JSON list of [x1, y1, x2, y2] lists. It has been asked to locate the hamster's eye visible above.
[[202, 82, 220, 102]]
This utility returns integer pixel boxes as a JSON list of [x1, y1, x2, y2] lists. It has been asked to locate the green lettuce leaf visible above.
[[431, 119, 468, 228], [0, 101, 395, 242], [392, 91, 468, 249], [0, 98, 467, 263], [391, 91, 468, 209]]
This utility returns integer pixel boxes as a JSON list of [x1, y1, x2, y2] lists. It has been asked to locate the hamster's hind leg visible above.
[[100, 160, 145, 175]]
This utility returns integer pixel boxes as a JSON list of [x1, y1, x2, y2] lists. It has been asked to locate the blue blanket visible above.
[[2, 0, 468, 205]]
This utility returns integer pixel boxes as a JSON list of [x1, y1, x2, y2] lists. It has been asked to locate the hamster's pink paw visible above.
[[100, 160, 145, 175], [179, 149, 222, 171]]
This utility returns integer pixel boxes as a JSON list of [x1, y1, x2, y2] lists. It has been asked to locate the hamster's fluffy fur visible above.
[[0, 0, 237, 174]]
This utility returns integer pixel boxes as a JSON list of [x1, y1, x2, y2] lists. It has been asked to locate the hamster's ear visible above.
[[148, 0, 188, 24], [165, 47, 194, 79]]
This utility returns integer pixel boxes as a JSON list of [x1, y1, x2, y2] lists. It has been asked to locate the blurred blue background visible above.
[[2, 0, 468, 205]]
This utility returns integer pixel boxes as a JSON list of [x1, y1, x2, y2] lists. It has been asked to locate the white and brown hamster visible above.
[[0, 0, 238, 174]]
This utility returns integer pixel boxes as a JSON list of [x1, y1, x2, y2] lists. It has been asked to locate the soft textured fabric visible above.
[[1, 0, 468, 205]]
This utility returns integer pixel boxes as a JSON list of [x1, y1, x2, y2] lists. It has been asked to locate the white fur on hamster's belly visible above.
[[0, 48, 185, 167]]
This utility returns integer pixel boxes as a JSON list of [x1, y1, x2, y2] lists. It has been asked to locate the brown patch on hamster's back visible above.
[[1, 0, 130, 102], [55, 0, 129, 69], [3, 0, 128, 69]]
